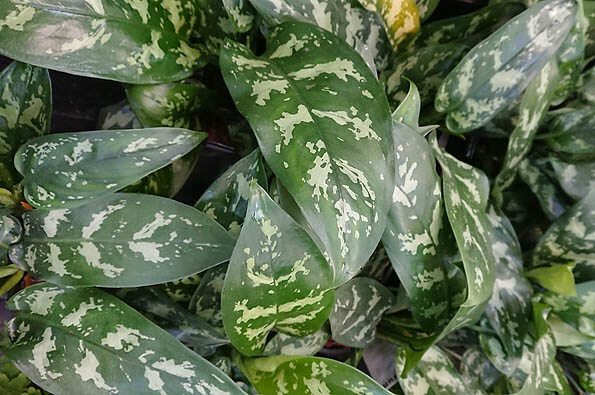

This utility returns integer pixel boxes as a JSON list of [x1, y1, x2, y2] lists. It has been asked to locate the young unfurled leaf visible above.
[[195, 149, 267, 236], [484, 205, 533, 374], [12, 193, 235, 287], [396, 346, 483, 395], [329, 277, 395, 348], [0, 0, 205, 83], [549, 157, 595, 201], [221, 184, 334, 355], [383, 97, 449, 329], [527, 264, 576, 296], [240, 355, 391, 394], [221, 21, 393, 286], [246, 0, 393, 71], [263, 329, 329, 356], [5, 284, 246, 395], [493, 59, 559, 197], [16, 128, 205, 208], [356, 0, 420, 49], [435, 0, 576, 133], [0, 61, 51, 189]]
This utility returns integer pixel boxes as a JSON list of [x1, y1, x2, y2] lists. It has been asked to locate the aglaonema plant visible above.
[[0, 0, 593, 394]]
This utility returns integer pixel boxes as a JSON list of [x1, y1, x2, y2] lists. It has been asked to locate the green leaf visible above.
[[460, 347, 503, 391], [116, 287, 229, 352], [484, 205, 533, 374], [329, 277, 395, 348], [0, 0, 205, 83], [160, 275, 202, 304], [544, 109, 595, 160], [585, 1, 595, 57], [527, 264, 576, 296], [518, 156, 568, 220], [415, 0, 439, 22], [97, 101, 141, 130], [396, 346, 484, 395], [355, 0, 420, 49], [549, 157, 595, 201], [221, 183, 334, 355], [220, 21, 393, 286], [246, 0, 393, 71], [195, 149, 268, 236], [435, 0, 576, 133], [493, 59, 559, 197], [194, 0, 243, 57], [579, 361, 595, 392], [16, 128, 205, 208], [0, 214, 22, 247], [429, 132, 495, 306], [12, 193, 235, 287], [223, 0, 255, 33], [0, 61, 51, 189], [382, 103, 449, 329], [240, 355, 391, 394], [263, 329, 329, 356], [541, 281, 595, 338], [386, 42, 469, 110], [5, 283, 246, 395], [189, 264, 227, 328]]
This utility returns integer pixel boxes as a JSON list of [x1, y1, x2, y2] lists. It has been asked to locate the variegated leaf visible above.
[[116, 287, 229, 352], [329, 277, 395, 348], [246, 0, 393, 71], [194, 0, 243, 56], [0, 0, 205, 83], [220, 21, 393, 286], [97, 101, 141, 130], [223, 0, 255, 33], [484, 205, 532, 374], [0, 214, 22, 247], [518, 156, 568, 220], [429, 132, 495, 305], [460, 347, 503, 391], [189, 264, 227, 328], [5, 284, 246, 395], [586, 1, 595, 57], [540, 281, 595, 340], [11, 193, 235, 287], [356, 0, 420, 49], [415, 0, 439, 22], [160, 275, 202, 304], [263, 329, 329, 356], [396, 346, 484, 395], [386, 42, 468, 110], [493, 59, 559, 197], [240, 355, 391, 394], [435, 0, 576, 133], [383, 97, 449, 329], [195, 149, 267, 236], [581, 66, 595, 105], [544, 109, 595, 160], [549, 157, 595, 201], [221, 183, 334, 355], [404, 2, 525, 49], [0, 61, 51, 189], [15, 128, 205, 208], [579, 361, 595, 391]]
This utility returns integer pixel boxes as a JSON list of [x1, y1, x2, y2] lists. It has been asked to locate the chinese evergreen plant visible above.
[[0, 0, 593, 393]]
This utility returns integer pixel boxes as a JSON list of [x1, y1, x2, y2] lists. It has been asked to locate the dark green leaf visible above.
[[544, 110, 595, 160], [518, 156, 568, 220], [220, 21, 393, 286], [12, 193, 235, 287], [6, 283, 245, 394], [16, 128, 205, 208], [415, 0, 439, 22], [221, 183, 334, 355], [460, 347, 503, 391], [436, 0, 576, 133], [189, 264, 227, 328], [223, 0, 255, 33], [263, 329, 329, 356], [160, 275, 202, 304], [549, 157, 595, 201], [0, 61, 51, 189], [0, 0, 205, 83]]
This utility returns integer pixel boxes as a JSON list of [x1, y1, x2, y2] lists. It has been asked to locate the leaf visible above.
[[195, 149, 268, 236], [404, 2, 526, 49], [586, 1, 595, 58], [541, 280, 595, 337], [527, 264, 576, 296], [220, 21, 393, 286], [116, 287, 229, 352], [435, 0, 576, 133], [382, 97, 450, 329], [246, 0, 394, 71], [460, 347, 503, 391], [223, 0, 255, 33], [0, 61, 51, 189], [0, 214, 22, 247], [493, 59, 559, 197], [11, 193, 236, 287], [329, 277, 395, 348], [160, 275, 202, 304], [484, 205, 533, 374], [194, 0, 243, 57], [5, 283, 246, 395], [429, 132, 495, 306], [549, 157, 595, 201], [415, 0, 439, 22], [189, 264, 227, 328], [221, 183, 334, 355], [240, 355, 391, 394], [544, 110, 595, 160], [0, 0, 205, 83], [97, 101, 141, 130], [263, 329, 329, 356], [395, 346, 483, 395], [16, 128, 205, 208], [356, 0, 420, 49], [386, 42, 469, 110], [518, 156, 568, 221]]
